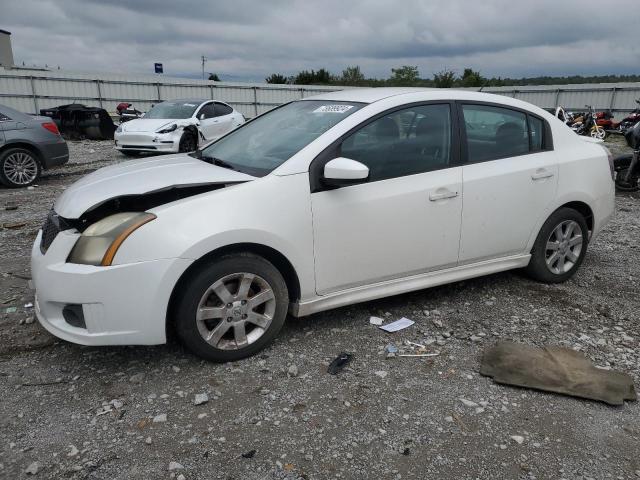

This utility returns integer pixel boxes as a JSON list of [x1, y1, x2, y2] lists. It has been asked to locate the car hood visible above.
[[54, 154, 256, 219], [120, 118, 193, 132]]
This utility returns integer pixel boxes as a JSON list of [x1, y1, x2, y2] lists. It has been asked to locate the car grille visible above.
[[40, 209, 69, 254]]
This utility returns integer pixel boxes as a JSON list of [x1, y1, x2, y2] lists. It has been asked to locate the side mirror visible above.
[[322, 157, 369, 187]]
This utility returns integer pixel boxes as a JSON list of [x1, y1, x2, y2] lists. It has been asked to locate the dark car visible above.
[[0, 104, 69, 188]]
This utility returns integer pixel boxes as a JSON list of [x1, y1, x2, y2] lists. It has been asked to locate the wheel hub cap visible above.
[[544, 220, 583, 275], [3, 151, 38, 185], [195, 272, 276, 350]]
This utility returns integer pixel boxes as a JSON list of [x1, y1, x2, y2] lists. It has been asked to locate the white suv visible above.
[[31, 88, 615, 361]]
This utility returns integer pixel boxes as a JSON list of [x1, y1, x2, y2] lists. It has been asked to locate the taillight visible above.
[[601, 145, 614, 180], [42, 122, 60, 135]]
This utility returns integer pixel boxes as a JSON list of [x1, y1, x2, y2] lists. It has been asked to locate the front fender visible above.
[[111, 173, 316, 298]]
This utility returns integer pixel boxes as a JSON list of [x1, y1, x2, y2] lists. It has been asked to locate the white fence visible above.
[[470, 83, 640, 119], [0, 68, 348, 117], [1, 67, 639, 120]]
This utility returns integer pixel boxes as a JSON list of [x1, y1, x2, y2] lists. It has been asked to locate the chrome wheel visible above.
[[3, 151, 38, 185], [195, 272, 276, 350], [545, 220, 583, 274]]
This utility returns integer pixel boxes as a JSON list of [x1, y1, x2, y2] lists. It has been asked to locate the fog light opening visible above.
[[62, 304, 86, 329]]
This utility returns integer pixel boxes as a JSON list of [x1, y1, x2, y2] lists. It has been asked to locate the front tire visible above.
[[525, 208, 589, 283], [178, 132, 197, 153], [0, 147, 41, 188], [174, 253, 289, 362]]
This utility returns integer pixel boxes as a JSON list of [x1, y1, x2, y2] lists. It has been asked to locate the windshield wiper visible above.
[[198, 153, 240, 172]]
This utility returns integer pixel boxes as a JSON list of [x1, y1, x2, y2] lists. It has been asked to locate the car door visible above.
[[194, 103, 218, 140], [211, 102, 236, 135], [458, 103, 558, 264], [310, 102, 463, 295]]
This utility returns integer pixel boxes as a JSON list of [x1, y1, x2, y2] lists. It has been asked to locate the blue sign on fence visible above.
[[154, 63, 163, 74]]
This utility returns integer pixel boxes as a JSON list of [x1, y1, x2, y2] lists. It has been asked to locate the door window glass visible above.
[[529, 115, 544, 151], [340, 104, 452, 181], [198, 103, 216, 119], [462, 104, 529, 162], [214, 103, 233, 116]]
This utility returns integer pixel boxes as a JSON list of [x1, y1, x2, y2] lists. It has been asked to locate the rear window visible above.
[[462, 104, 548, 163]]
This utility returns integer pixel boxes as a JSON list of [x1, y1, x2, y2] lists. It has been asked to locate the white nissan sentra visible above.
[[31, 88, 615, 361]]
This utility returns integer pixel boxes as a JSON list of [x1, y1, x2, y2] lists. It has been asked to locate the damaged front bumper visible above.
[[114, 131, 180, 153], [31, 229, 192, 346]]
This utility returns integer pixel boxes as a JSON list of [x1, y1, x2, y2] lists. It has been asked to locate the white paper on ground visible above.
[[379, 317, 414, 333], [369, 316, 384, 326]]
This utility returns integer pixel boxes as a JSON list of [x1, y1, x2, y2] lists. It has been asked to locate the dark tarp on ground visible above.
[[480, 342, 637, 406]]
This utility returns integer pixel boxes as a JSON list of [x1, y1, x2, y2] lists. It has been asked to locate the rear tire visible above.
[[174, 253, 289, 362], [525, 208, 589, 283], [0, 147, 41, 188]]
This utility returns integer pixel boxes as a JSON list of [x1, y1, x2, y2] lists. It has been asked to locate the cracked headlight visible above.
[[156, 123, 177, 134], [68, 212, 156, 266]]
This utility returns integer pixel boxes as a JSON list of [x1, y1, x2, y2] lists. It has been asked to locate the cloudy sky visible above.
[[3, 0, 639, 81]]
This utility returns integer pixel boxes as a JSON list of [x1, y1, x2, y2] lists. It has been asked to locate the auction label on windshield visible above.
[[312, 105, 354, 113]]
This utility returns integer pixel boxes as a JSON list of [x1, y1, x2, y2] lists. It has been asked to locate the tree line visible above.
[[264, 66, 640, 88]]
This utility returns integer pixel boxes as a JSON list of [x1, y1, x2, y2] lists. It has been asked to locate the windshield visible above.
[[144, 101, 200, 119], [200, 100, 364, 176]]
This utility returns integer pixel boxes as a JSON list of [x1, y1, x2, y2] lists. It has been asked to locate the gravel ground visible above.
[[0, 136, 639, 480]]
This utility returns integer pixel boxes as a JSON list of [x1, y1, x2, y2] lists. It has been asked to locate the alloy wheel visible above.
[[195, 272, 276, 350], [545, 220, 583, 274], [3, 151, 38, 185]]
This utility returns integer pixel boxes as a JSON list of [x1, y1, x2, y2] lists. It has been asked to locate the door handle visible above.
[[531, 169, 554, 180], [429, 190, 459, 201]]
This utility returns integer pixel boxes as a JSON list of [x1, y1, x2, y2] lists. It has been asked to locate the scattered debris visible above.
[[242, 449, 256, 459], [327, 352, 352, 375], [379, 317, 414, 333], [459, 398, 479, 408], [168, 461, 184, 470], [398, 353, 439, 357], [129, 373, 145, 384], [194, 393, 209, 406], [24, 302, 33, 308], [369, 316, 384, 326], [510, 435, 525, 445], [384, 343, 398, 357], [25, 461, 41, 475], [67, 445, 79, 457], [5, 306, 17, 314], [374, 370, 388, 379], [153, 413, 167, 423], [2, 222, 26, 230], [287, 364, 299, 377], [480, 342, 637, 406]]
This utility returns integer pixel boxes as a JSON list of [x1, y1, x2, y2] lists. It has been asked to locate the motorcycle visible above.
[[616, 98, 640, 133], [595, 110, 615, 130], [571, 105, 607, 140], [116, 102, 143, 124], [613, 121, 640, 191]]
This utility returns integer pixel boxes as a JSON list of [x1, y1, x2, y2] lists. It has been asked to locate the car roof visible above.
[[303, 87, 553, 118], [161, 98, 210, 105]]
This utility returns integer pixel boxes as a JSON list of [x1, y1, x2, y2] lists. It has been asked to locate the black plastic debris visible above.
[[40, 104, 117, 140], [327, 352, 352, 375], [241, 449, 256, 459]]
